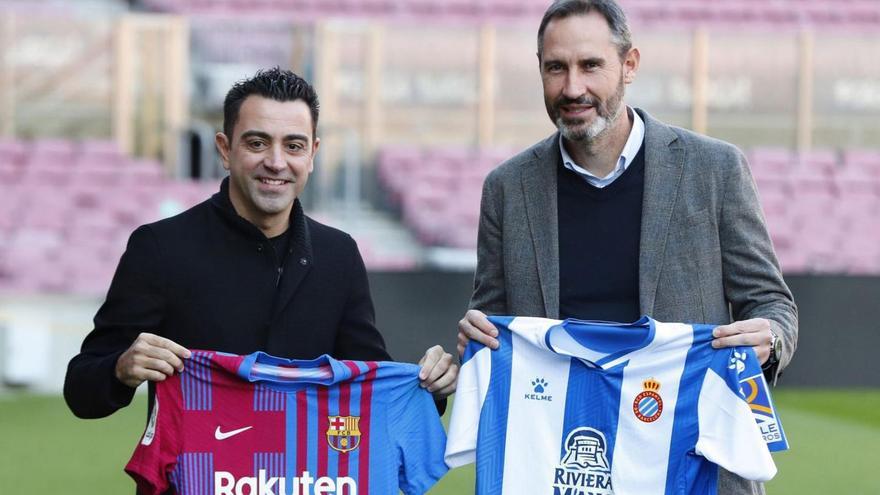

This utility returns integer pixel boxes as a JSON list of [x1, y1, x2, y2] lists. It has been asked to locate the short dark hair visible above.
[[222, 67, 320, 139], [537, 0, 632, 61]]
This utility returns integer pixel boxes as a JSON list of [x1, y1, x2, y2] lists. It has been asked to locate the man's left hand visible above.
[[418, 345, 458, 400], [711, 318, 773, 364]]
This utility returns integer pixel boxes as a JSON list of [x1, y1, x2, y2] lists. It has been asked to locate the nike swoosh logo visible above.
[[214, 425, 253, 440]]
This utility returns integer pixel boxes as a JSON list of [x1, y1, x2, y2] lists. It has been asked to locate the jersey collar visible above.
[[237, 352, 350, 390], [545, 316, 656, 369]]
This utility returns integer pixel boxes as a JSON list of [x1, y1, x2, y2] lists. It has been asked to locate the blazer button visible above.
[[257, 244, 263, 252], [299, 257, 308, 266]]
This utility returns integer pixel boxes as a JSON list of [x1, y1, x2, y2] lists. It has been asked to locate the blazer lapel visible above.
[[521, 134, 561, 318], [638, 110, 685, 315]]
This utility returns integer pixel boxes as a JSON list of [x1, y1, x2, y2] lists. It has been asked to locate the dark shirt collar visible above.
[[210, 177, 311, 259]]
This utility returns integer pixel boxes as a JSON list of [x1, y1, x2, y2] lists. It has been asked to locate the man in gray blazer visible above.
[[456, 1, 798, 493]]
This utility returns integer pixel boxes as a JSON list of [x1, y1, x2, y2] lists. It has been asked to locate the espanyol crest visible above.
[[633, 377, 663, 423], [326, 415, 361, 453]]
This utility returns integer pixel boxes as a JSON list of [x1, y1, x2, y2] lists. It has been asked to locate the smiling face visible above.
[[215, 96, 320, 237], [539, 11, 638, 144]]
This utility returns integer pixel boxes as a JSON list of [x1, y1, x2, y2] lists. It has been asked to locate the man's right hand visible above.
[[457, 309, 500, 357], [115, 333, 192, 388]]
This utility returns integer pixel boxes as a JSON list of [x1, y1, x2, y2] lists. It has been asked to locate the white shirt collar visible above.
[[558, 107, 645, 188]]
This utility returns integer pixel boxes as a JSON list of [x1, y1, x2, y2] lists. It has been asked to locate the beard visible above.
[[548, 75, 626, 144]]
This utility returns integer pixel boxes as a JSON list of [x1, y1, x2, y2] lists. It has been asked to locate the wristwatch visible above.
[[763, 331, 781, 369]]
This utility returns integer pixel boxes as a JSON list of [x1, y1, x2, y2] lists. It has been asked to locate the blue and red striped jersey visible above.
[[126, 350, 447, 495]]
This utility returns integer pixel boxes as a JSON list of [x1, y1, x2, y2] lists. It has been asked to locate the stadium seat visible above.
[[0, 138, 224, 295], [375, 142, 880, 273], [135, 0, 880, 29]]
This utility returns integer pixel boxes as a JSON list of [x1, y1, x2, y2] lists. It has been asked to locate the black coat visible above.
[[64, 178, 391, 419]]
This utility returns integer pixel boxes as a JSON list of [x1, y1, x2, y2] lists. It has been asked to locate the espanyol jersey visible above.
[[126, 350, 447, 495], [445, 316, 788, 495]]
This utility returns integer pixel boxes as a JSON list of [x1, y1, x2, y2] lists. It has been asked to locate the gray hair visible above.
[[537, 0, 633, 61]]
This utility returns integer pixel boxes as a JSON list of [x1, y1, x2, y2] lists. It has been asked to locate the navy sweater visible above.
[[557, 143, 646, 323]]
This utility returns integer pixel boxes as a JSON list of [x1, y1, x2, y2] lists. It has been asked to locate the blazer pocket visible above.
[[684, 208, 712, 230], [668, 208, 722, 262]]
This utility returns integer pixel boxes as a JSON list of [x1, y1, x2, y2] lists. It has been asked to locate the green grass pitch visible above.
[[1, 389, 877, 494]]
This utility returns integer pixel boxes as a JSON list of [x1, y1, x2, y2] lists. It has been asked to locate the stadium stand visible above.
[[0, 138, 421, 296], [377, 146, 515, 249], [377, 145, 880, 274], [0, 139, 218, 296], [0, 0, 128, 16], [138, 0, 880, 29], [1, 0, 878, 293]]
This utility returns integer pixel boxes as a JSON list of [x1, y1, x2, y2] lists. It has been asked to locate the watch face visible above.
[[771, 333, 782, 362]]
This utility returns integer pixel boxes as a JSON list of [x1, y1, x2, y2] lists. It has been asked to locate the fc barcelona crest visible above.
[[633, 378, 663, 423], [326, 415, 361, 453]]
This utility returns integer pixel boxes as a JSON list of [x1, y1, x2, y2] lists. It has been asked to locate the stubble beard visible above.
[[552, 77, 626, 147], [259, 187, 296, 215], [254, 193, 292, 215], [241, 177, 298, 216]]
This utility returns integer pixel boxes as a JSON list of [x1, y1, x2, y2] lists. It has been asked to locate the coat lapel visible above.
[[638, 110, 685, 315], [272, 199, 313, 319], [521, 134, 561, 318]]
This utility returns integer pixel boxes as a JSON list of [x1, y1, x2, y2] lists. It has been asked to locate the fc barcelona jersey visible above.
[[126, 350, 448, 495]]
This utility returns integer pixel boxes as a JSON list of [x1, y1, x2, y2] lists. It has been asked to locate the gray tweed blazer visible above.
[[469, 108, 798, 495]]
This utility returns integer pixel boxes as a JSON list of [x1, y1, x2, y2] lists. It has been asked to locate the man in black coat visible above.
[[64, 68, 457, 420]]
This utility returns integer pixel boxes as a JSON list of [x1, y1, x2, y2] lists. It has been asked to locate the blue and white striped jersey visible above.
[[445, 316, 788, 495]]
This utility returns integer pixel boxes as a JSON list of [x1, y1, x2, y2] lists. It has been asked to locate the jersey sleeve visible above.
[[695, 346, 786, 482], [444, 341, 493, 468], [388, 376, 449, 495], [124, 380, 182, 494]]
